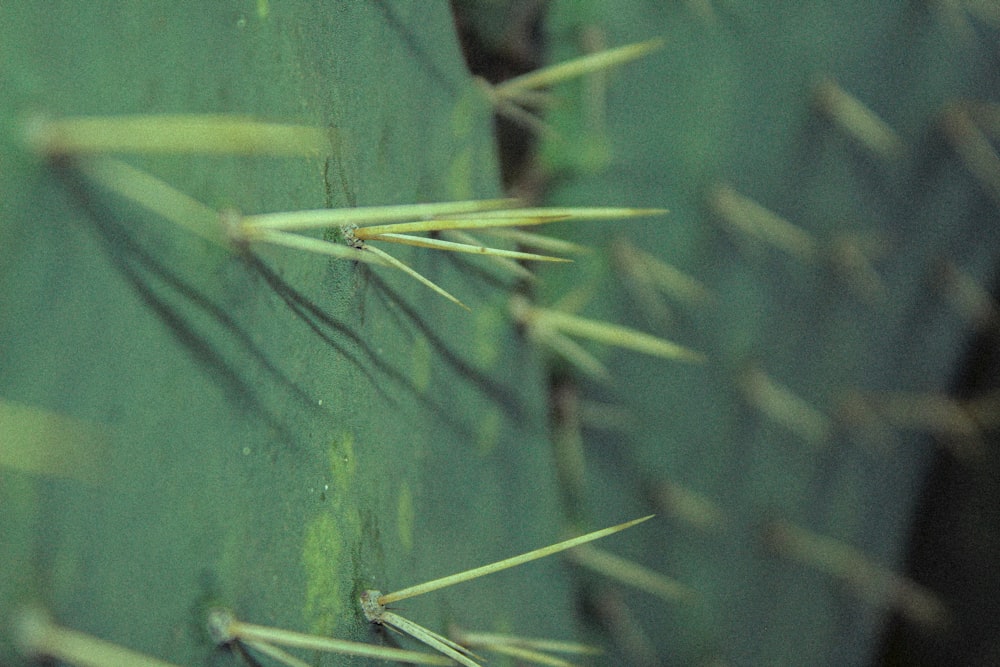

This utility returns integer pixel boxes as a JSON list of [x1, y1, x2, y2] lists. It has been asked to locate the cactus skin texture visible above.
[[1, 2, 998, 666]]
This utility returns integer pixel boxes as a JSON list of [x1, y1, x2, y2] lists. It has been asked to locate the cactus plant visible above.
[[3, 2, 999, 666]]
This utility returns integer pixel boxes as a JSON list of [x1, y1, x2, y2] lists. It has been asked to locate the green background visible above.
[[2, 2, 998, 665]]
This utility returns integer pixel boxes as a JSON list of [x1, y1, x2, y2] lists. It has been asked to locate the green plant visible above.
[[3, 2, 999, 666]]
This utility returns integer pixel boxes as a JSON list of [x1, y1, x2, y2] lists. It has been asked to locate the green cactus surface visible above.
[[3, 2, 999, 666]]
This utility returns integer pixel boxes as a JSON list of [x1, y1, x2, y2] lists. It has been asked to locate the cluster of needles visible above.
[[29, 119, 666, 312], [358, 515, 652, 667], [229, 200, 667, 310]]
